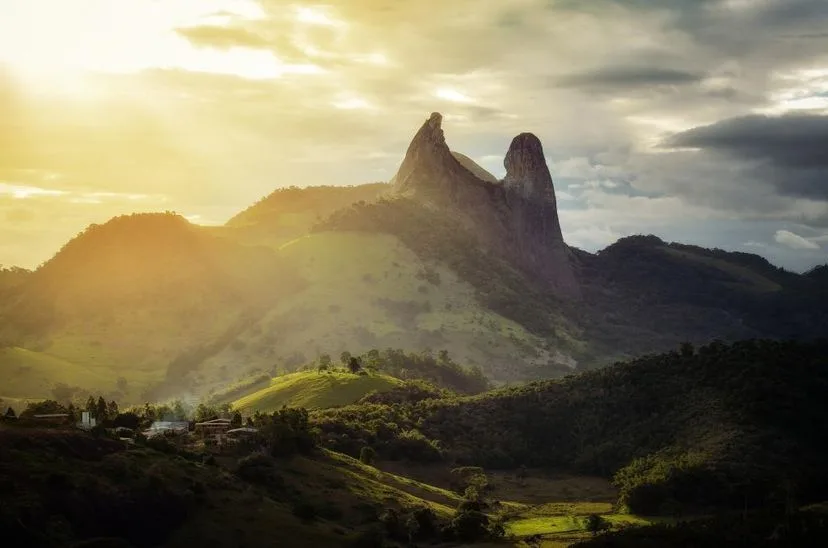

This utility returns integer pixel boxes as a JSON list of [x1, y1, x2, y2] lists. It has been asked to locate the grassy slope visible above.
[[200, 232, 554, 385], [0, 347, 113, 400], [232, 371, 404, 412]]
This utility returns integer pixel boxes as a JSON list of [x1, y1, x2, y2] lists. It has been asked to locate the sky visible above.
[[1, 0, 827, 272]]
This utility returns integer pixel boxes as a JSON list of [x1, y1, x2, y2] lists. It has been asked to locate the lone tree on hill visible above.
[[348, 356, 362, 374]]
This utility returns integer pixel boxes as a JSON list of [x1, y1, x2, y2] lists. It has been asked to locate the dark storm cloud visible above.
[[175, 25, 269, 49], [555, 66, 704, 91], [665, 114, 828, 169]]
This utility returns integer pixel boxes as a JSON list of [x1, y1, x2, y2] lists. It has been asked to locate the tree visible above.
[[4, 407, 16, 419], [195, 403, 219, 422], [85, 396, 97, 415], [340, 351, 352, 367], [318, 353, 332, 372], [171, 400, 186, 420], [583, 514, 610, 536], [96, 396, 108, 422], [359, 446, 377, 465], [142, 402, 157, 422], [107, 400, 119, 421], [680, 341, 695, 358], [231, 410, 243, 428], [348, 357, 362, 374], [255, 407, 316, 458], [450, 510, 490, 542], [113, 412, 141, 430]]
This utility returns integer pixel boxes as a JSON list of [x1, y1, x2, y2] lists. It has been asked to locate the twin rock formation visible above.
[[391, 112, 579, 298]]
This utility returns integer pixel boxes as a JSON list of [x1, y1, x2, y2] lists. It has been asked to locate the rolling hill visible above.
[[231, 371, 404, 412], [314, 339, 828, 517]]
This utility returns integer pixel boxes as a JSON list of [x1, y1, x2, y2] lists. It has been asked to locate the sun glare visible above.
[[0, 0, 304, 90]]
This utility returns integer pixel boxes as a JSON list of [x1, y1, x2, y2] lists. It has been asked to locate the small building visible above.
[[32, 414, 71, 424], [195, 418, 233, 437], [77, 411, 97, 430]]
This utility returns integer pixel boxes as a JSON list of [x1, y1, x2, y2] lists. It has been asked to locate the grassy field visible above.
[[232, 370, 403, 412]]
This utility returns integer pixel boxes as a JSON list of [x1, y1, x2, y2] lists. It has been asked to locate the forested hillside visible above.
[[314, 339, 828, 515]]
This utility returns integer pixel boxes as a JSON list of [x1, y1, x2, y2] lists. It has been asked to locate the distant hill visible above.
[[315, 339, 828, 515], [0, 213, 301, 402]]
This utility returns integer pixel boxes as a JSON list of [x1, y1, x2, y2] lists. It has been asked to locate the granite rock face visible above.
[[392, 113, 579, 298]]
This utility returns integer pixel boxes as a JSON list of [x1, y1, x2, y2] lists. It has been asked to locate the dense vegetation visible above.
[[337, 347, 490, 395], [577, 236, 828, 361], [314, 339, 828, 516]]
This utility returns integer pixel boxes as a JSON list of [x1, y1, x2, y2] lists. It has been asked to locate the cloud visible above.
[[664, 113, 828, 168], [774, 229, 821, 250], [663, 114, 828, 200], [555, 66, 704, 91], [175, 25, 269, 49]]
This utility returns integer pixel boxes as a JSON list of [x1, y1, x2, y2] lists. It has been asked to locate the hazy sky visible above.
[[1, 0, 827, 271]]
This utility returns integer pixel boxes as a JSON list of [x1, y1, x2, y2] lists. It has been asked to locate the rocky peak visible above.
[[503, 133, 556, 202], [393, 112, 487, 198], [390, 112, 579, 298]]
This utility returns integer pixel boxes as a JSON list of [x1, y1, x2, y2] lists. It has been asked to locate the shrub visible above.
[[359, 446, 377, 465], [450, 510, 490, 542], [236, 452, 284, 490]]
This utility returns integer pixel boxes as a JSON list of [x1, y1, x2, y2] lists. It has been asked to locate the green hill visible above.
[[232, 371, 404, 412], [315, 339, 828, 516]]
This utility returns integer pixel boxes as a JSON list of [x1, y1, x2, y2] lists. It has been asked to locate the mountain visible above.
[[3, 112, 828, 403], [391, 112, 578, 297]]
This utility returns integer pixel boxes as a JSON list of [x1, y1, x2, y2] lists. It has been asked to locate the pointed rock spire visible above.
[[390, 112, 580, 298]]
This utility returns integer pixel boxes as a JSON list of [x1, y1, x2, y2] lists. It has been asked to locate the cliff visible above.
[[392, 113, 579, 298]]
